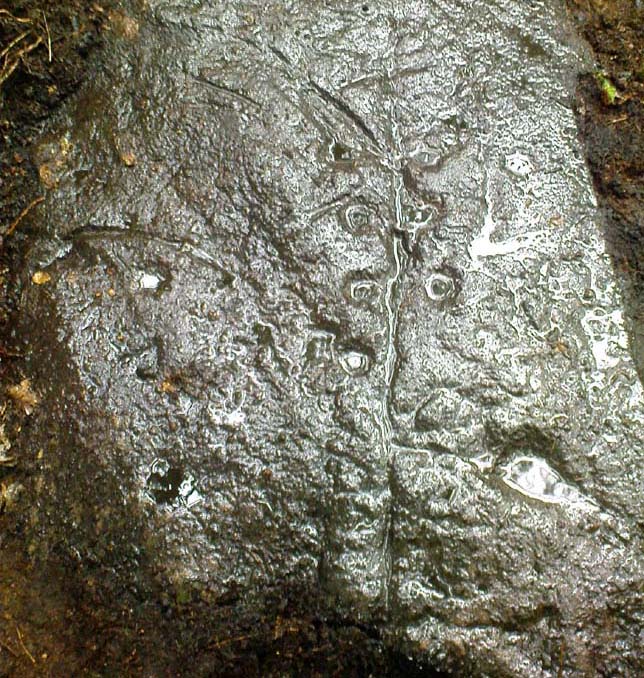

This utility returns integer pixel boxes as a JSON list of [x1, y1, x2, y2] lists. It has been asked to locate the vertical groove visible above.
[[378, 104, 410, 612]]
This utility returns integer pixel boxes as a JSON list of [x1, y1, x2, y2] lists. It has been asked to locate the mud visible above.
[[568, 0, 644, 380]]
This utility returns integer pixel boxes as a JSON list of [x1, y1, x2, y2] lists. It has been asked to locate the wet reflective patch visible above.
[[501, 456, 596, 509], [145, 459, 202, 509]]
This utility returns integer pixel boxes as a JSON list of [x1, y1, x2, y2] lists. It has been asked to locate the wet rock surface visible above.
[[9, 0, 644, 675]]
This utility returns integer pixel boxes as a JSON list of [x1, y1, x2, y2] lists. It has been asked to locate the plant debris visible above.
[[3, 195, 44, 238], [0, 481, 23, 513], [0, 9, 47, 89], [568, 0, 644, 379], [594, 71, 619, 105], [31, 270, 51, 285], [6, 378, 39, 414]]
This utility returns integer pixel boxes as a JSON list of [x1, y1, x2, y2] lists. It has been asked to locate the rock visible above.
[[14, 0, 644, 675]]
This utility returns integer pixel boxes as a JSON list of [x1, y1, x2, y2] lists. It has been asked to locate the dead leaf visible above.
[[7, 379, 39, 415], [31, 271, 51, 285], [0, 481, 23, 513], [0, 422, 11, 456], [59, 136, 72, 156], [120, 150, 137, 167], [160, 379, 177, 394], [38, 163, 57, 189], [0, 453, 16, 467]]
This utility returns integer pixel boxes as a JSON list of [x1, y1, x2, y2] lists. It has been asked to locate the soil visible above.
[[0, 1, 110, 332], [0, 2, 118, 676], [0, 539, 440, 677], [567, 0, 644, 378], [0, 0, 642, 675]]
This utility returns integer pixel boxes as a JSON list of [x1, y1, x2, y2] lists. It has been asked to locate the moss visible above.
[[594, 71, 619, 105]]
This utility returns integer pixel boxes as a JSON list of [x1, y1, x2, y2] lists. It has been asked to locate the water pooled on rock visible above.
[[350, 279, 380, 304], [505, 151, 533, 178], [344, 205, 373, 234], [139, 272, 162, 290], [424, 273, 456, 302], [501, 456, 597, 509], [339, 350, 370, 376], [145, 459, 202, 510]]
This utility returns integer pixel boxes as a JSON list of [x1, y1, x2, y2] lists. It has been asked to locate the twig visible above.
[[557, 638, 566, 678], [15, 626, 36, 665], [4, 196, 44, 238], [608, 114, 629, 125], [0, 9, 33, 24], [0, 60, 20, 85], [41, 11, 52, 63], [211, 633, 252, 649], [0, 638, 19, 658], [0, 346, 24, 358], [0, 36, 43, 88], [0, 30, 28, 61]]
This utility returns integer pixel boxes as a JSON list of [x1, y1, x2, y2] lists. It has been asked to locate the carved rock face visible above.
[[17, 0, 644, 674]]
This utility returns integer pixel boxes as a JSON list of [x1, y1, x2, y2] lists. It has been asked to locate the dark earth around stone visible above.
[[1, 0, 644, 676]]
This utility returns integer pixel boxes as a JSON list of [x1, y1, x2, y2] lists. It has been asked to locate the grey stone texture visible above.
[[15, 0, 644, 675]]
